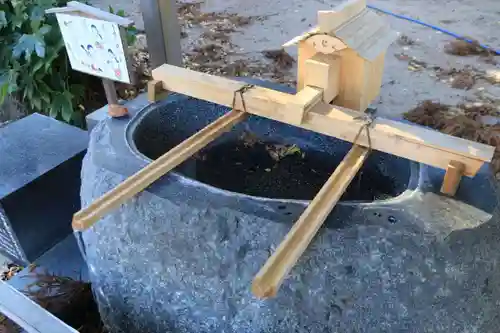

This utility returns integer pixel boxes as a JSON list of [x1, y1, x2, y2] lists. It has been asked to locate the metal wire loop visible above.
[[231, 84, 255, 113], [353, 108, 377, 151]]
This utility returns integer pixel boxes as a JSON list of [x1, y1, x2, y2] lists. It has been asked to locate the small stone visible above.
[[485, 70, 500, 84]]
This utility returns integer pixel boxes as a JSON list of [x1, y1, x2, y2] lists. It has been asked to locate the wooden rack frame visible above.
[[73, 0, 495, 299], [73, 64, 495, 296]]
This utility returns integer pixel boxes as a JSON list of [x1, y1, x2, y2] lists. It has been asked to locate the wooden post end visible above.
[[148, 80, 169, 102], [440, 160, 465, 196], [108, 104, 128, 117]]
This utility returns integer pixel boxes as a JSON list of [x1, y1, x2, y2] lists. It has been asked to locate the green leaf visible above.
[[44, 40, 64, 72], [126, 26, 137, 46], [7, 70, 18, 94], [11, 0, 25, 9], [30, 6, 44, 21], [30, 6, 44, 31], [70, 83, 85, 101], [50, 93, 64, 118], [108, 5, 114, 14], [38, 24, 51, 35], [11, 4, 28, 29], [13, 34, 46, 60], [31, 60, 44, 74], [116, 9, 125, 17], [31, 96, 42, 111], [38, 0, 58, 9], [0, 73, 9, 105], [49, 104, 59, 118], [51, 92, 73, 122], [0, 11, 7, 29], [37, 81, 52, 103], [71, 111, 84, 128], [22, 82, 34, 101], [61, 91, 74, 122]]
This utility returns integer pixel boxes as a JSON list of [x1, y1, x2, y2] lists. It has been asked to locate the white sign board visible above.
[[55, 13, 131, 84]]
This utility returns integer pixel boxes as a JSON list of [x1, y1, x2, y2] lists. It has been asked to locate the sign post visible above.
[[46, 1, 134, 117]]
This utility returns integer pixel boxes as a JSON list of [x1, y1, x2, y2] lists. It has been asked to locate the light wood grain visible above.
[[335, 49, 368, 111], [286, 86, 323, 125], [335, 50, 386, 112], [282, 27, 320, 47], [252, 145, 369, 298], [72, 110, 247, 231], [440, 160, 465, 196], [305, 35, 347, 54], [66, 1, 134, 26], [148, 80, 168, 102], [318, 0, 366, 33], [305, 53, 340, 103], [297, 40, 318, 91], [152, 64, 494, 176]]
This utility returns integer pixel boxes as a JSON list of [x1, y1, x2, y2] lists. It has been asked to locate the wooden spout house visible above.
[[290, 0, 396, 112], [72, 0, 496, 299]]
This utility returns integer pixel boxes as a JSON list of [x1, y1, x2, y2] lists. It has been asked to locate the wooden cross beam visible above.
[[151, 64, 494, 176], [252, 144, 370, 298], [72, 110, 247, 231]]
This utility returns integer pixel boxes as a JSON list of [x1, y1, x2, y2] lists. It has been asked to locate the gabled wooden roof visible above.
[[331, 9, 397, 61], [284, 0, 397, 62]]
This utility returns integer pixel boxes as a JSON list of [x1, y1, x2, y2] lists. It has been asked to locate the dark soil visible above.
[[24, 273, 106, 333], [196, 141, 398, 201]]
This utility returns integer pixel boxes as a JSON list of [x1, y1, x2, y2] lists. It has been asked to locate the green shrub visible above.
[[0, 0, 136, 126]]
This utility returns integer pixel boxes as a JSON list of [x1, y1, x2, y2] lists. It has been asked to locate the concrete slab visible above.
[[0, 114, 88, 264]]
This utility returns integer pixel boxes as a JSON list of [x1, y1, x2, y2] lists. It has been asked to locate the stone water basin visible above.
[[81, 80, 500, 332]]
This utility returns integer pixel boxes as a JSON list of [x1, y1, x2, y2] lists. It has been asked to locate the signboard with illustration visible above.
[[55, 13, 131, 84]]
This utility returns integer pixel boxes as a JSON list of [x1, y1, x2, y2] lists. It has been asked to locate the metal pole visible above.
[[140, 0, 182, 68]]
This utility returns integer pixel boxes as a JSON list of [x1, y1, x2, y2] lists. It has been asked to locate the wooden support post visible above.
[[140, 0, 182, 68], [297, 40, 317, 91], [252, 145, 370, 298], [148, 80, 169, 102], [102, 79, 128, 117], [305, 53, 340, 103], [440, 160, 465, 196], [72, 110, 247, 231]]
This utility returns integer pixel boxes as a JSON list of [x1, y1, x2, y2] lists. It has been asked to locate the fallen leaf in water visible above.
[[266, 143, 302, 161], [240, 131, 261, 147]]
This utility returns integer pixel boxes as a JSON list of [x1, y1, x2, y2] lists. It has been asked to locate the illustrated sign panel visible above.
[[55, 13, 131, 83]]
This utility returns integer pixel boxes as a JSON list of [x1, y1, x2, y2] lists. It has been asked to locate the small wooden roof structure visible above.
[[285, 0, 396, 61], [328, 9, 396, 61], [45, 1, 134, 27]]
